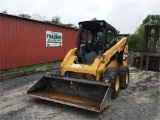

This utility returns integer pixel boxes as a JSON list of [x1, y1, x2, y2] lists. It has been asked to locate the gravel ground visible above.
[[0, 67, 159, 120]]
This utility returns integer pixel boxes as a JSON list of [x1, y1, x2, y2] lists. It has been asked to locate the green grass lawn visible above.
[[0, 61, 61, 75]]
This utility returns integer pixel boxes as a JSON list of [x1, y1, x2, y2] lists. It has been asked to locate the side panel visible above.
[[0, 14, 78, 70]]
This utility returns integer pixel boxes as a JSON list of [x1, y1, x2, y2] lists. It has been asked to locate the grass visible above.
[[0, 61, 61, 75]]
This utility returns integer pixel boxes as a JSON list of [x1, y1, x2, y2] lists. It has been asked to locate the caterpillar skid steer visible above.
[[27, 20, 129, 112]]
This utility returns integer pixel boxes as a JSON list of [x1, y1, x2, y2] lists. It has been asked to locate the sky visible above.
[[0, 0, 159, 34]]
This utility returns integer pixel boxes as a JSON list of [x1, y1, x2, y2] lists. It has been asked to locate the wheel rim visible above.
[[126, 72, 129, 84], [115, 75, 120, 91]]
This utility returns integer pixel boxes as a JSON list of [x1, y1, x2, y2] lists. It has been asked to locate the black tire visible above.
[[119, 66, 129, 89], [103, 68, 120, 99]]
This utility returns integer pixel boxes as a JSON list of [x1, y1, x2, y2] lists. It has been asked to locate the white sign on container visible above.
[[46, 31, 62, 47]]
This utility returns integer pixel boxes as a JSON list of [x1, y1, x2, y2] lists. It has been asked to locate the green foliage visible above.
[[143, 15, 160, 25], [128, 25, 145, 52], [2, 10, 7, 14], [51, 16, 62, 25], [129, 14, 160, 52], [1, 12, 78, 29], [91, 17, 97, 21], [50, 16, 78, 28], [1, 61, 60, 75], [116, 30, 120, 34], [19, 14, 31, 19], [44, 20, 51, 23], [63, 23, 78, 29]]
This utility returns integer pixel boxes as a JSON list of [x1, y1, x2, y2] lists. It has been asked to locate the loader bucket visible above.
[[27, 74, 111, 112]]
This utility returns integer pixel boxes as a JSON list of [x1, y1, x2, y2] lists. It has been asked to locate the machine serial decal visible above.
[[71, 64, 84, 68]]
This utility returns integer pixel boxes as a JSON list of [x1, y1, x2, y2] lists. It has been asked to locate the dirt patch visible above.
[[0, 68, 159, 120]]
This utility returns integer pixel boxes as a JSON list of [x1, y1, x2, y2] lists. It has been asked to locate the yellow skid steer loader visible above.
[[27, 20, 129, 112]]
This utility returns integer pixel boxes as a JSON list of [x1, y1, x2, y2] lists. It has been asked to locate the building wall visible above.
[[0, 14, 78, 70]]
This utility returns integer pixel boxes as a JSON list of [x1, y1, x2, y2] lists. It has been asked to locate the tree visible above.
[[63, 23, 78, 29], [2, 10, 7, 14], [19, 14, 31, 19], [128, 25, 145, 52], [91, 17, 97, 21], [51, 16, 61, 25], [31, 14, 45, 21], [44, 20, 51, 23], [116, 30, 120, 34], [142, 15, 160, 25], [128, 14, 160, 52]]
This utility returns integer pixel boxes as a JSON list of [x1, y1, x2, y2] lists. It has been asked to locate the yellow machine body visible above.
[[27, 20, 129, 112], [61, 37, 128, 80]]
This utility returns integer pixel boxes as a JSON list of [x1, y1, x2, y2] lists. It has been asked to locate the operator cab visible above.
[[77, 20, 117, 64]]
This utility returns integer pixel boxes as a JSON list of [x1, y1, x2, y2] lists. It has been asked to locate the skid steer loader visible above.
[[27, 20, 129, 112]]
